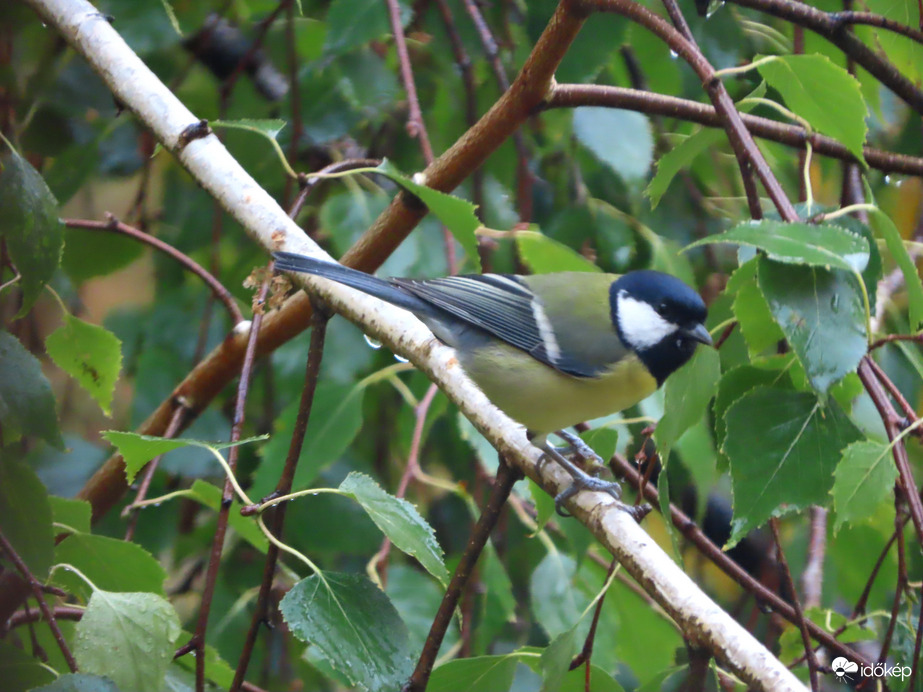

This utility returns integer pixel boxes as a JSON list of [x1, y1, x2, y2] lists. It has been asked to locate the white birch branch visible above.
[[24, 0, 806, 688]]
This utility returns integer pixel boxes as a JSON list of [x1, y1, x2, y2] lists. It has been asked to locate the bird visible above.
[[272, 251, 712, 516]]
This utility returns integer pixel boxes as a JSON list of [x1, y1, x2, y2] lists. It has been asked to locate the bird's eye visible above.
[[657, 302, 669, 317], [676, 338, 683, 349]]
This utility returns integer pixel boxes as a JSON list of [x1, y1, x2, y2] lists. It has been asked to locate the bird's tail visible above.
[[272, 251, 430, 313]]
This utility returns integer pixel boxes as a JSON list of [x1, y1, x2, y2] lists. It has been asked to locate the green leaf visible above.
[[757, 54, 868, 161], [724, 387, 861, 546], [864, 0, 922, 87], [211, 118, 286, 140], [870, 209, 923, 331], [52, 533, 167, 599], [428, 655, 518, 692], [647, 130, 723, 209], [541, 629, 577, 692], [0, 639, 55, 691], [338, 472, 448, 585], [34, 674, 119, 692], [655, 346, 721, 460], [46, 314, 122, 415], [573, 108, 653, 185], [647, 82, 765, 208], [558, 665, 625, 691], [478, 543, 517, 650], [530, 553, 588, 638], [101, 430, 267, 484], [689, 219, 869, 273], [0, 331, 64, 448], [253, 380, 364, 498], [530, 478, 556, 531], [516, 231, 601, 273], [0, 458, 53, 579], [728, 259, 784, 355], [62, 227, 144, 283], [281, 572, 414, 692], [832, 440, 899, 533], [49, 497, 91, 534], [323, 0, 399, 55], [375, 160, 481, 271], [0, 143, 64, 317], [713, 360, 793, 457], [74, 591, 181, 692], [758, 258, 867, 394]]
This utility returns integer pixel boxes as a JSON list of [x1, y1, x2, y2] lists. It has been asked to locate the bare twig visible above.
[[374, 383, 440, 586], [858, 357, 923, 554], [770, 518, 819, 690], [187, 268, 273, 692], [230, 304, 330, 691], [403, 459, 521, 692], [123, 402, 188, 540], [726, 0, 923, 114], [580, 0, 798, 221], [609, 453, 874, 668], [0, 529, 77, 672], [568, 557, 617, 677], [546, 84, 923, 177], [64, 217, 244, 326]]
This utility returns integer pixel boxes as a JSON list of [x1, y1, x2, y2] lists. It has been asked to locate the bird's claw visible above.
[[553, 474, 622, 517]]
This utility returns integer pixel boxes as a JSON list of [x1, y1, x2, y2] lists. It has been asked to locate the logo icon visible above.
[[831, 657, 858, 682]]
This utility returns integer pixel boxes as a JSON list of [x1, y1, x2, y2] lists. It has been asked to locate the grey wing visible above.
[[392, 274, 601, 377]]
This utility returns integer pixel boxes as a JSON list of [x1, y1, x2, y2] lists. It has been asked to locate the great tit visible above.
[[273, 251, 712, 515]]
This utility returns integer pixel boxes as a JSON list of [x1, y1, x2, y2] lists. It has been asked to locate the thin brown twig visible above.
[[830, 10, 923, 44], [770, 518, 819, 690], [219, 0, 292, 101], [726, 0, 923, 114], [580, 0, 797, 222], [402, 459, 522, 692], [64, 217, 244, 325], [386, 0, 434, 163], [385, 0, 458, 273], [230, 303, 330, 691], [867, 494, 908, 685], [288, 159, 383, 222], [867, 357, 920, 431], [373, 383, 443, 586], [123, 402, 188, 540], [858, 357, 923, 554], [188, 267, 273, 692], [546, 84, 923, 177], [608, 453, 875, 667], [8, 605, 85, 628], [0, 529, 77, 672], [568, 557, 617, 677], [461, 0, 534, 221], [433, 0, 483, 217]]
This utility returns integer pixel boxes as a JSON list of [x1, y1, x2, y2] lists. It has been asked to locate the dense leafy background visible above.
[[1, 0, 922, 690]]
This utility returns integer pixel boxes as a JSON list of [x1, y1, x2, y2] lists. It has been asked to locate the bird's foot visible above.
[[553, 429, 600, 463], [537, 440, 646, 519]]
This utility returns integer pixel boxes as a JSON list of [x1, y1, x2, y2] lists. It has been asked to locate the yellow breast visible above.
[[460, 342, 657, 434]]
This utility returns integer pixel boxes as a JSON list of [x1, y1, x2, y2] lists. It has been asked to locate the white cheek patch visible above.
[[617, 292, 677, 350]]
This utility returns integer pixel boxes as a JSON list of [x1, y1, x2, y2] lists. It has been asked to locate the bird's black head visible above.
[[609, 270, 711, 385]]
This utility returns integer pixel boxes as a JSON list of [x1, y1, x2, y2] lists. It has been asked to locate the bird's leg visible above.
[[529, 432, 649, 521], [552, 429, 606, 475]]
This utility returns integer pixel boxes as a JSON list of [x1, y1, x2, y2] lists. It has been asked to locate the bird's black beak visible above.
[[683, 323, 713, 347]]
